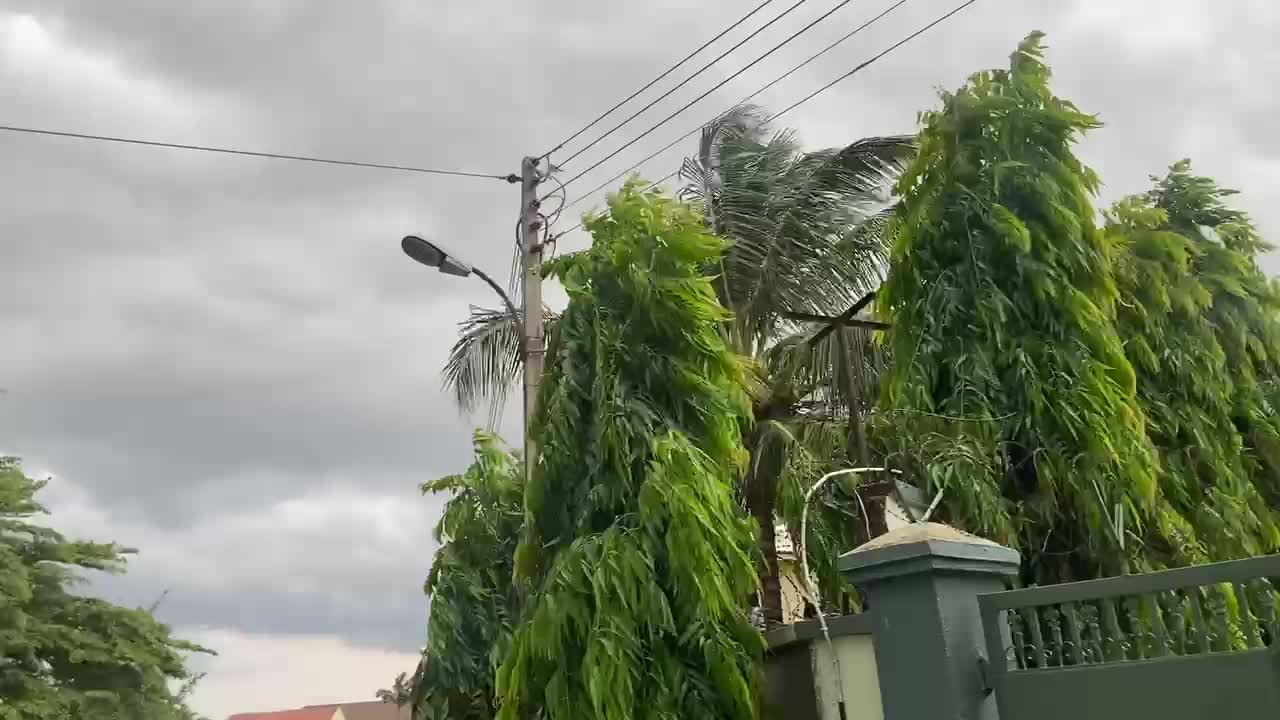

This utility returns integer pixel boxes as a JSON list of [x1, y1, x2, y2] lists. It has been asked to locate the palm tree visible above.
[[440, 106, 911, 623], [679, 107, 910, 619], [377, 671, 413, 707]]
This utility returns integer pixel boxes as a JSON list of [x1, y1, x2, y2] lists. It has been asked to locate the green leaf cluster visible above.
[[880, 32, 1161, 583], [411, 432, 523, 720], [881, 31, 1280, 584], [1109, 160, 1280, 563], [0, 457, 210, 720], [497, 180, 764, 720], [432, 109, 911, 622]]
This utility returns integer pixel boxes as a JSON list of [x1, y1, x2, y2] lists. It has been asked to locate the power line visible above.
[[555, 0, 861, 195], [554, 170, 681, 239], [541, 0, 780, 160], [562, 0, 908, 209], [0, 125, 518, 182], [554, 0, 809, 169], [768, 0, 977, 121]]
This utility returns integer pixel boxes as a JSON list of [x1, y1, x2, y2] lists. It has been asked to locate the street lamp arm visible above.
[[470, 266, 520, 324]]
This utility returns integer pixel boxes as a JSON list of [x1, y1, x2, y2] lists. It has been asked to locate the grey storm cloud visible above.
[[1, 0, 1278, 695]]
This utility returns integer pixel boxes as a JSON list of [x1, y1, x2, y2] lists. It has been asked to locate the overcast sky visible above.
[[1, 1, 1277, 717]]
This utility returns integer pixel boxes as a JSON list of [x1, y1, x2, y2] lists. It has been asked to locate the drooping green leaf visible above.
[[880, 32, 1162, 583], [1109, 161, 1280, 564], [412, 432, 523, 720], [498, 180, 764, 720]]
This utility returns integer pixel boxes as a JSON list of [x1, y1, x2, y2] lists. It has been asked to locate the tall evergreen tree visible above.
[[496, 181, 763, 720], [1109, 161, 1280, 563], [0, 456, 210, 720], [410, 432, 523, 720], [880, 32, 1161, 583], [1146, 162, 1280, 502]]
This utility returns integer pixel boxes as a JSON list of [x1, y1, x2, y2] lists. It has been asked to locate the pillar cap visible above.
[[838, 522, 1020, 585]]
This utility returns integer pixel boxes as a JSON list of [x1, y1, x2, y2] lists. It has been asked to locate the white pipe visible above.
[[797, 466, 901, 719]]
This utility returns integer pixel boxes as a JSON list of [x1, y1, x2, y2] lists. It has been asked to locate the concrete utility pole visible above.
[[519, 156, 544, 484]]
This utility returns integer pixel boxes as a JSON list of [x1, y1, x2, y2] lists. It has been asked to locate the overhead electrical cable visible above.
[[0, 125, 516, 181], [552, 170, 680, 239], [561, 0, 909, 209], [553, 0, 810, 168], [555, 0, 863, 195], [767, 0, 977, 122], [555, 0, 978, 235], [540, 0, 781, 160]]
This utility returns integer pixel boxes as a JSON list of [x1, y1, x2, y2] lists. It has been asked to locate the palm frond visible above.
[[765, 323, 884, 428], [815, 134, 917, 193], [680, 104, 771, 234], [441, 306, 560, 427], [699, 128, 913, 350]]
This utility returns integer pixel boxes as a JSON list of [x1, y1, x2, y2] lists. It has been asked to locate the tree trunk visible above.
[[745, 426, 784, 625], [834, 328, 870, 467], [834, 327, 889, 545]]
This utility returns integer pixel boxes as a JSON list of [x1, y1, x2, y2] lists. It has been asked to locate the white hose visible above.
[[798, 467, 901, 718]]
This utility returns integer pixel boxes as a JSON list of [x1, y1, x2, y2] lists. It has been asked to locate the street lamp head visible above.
[[401, 235, 472, 277]]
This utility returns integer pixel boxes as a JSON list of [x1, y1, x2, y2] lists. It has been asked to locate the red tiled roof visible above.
[[227, 707, 338, 720], [334, 701, 410, 720]]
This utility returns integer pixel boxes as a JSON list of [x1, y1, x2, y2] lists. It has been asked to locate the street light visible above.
[[400, 235, 518, 320]]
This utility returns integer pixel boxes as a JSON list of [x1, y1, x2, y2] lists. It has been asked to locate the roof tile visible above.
[[226, 707, 338, 720]]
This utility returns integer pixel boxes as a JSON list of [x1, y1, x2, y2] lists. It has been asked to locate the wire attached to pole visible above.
[[555, 0, 862, 194], [0, 125, 518, 181], [553, 0, 811, 170], [540, 0, 781, 160], [548, 170, 679, 242], [767, 0, 978, 122], [558, 0, 915, 210]]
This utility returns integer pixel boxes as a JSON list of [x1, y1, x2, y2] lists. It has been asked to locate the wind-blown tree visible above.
[[440, 109, 910, 621], [680, 107, 910, 617], [1146, 162, 1280, 502], [879, 32, 1164, 584], [1108, 161, 1280, 563], [377, 672, 413, 707], [0, 456, 210, 720], [496, 182, 763, 720], [410, 433, 522, 720]]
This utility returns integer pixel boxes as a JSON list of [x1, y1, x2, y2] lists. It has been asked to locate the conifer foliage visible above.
[[880, 33, 1161, 583], [0, 456, 209, 720], [496, 181, 763, 720]]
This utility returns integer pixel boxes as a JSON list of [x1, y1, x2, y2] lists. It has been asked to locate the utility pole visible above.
[[519, 156, 544, 485]]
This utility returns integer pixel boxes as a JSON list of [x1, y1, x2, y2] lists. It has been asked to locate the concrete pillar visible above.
[[839, 523, 1020, 720]]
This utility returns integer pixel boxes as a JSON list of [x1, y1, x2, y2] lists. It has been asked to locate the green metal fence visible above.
[[978, 555, 1280, 719]]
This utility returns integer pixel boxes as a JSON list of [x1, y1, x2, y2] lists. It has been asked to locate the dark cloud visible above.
[[43, 474, 443, 653], [1, 0, 1278, 712]]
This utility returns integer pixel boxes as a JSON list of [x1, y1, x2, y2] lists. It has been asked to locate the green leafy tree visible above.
[[0, 456, 210, 720], [440, 109, 910, 621], [496, 181, 763, 720], [880, 32, 1162, 584], [1108, 161, 1280, 563], [1146, 162, 1280, 502], [410, 433, 522, 720]]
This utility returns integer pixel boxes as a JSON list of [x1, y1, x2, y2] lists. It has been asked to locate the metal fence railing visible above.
[[978, 555, 1280, 672]]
